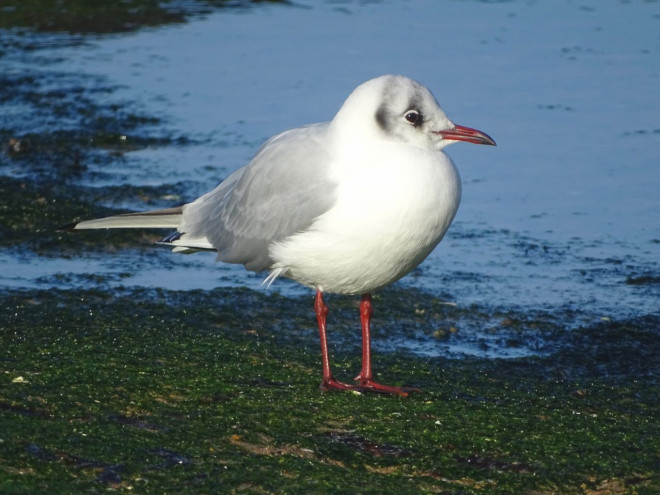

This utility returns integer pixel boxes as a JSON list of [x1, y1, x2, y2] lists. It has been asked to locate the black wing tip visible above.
[[160, 231, 184, 243]]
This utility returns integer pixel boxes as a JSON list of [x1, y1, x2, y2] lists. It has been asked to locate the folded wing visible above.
[[178, 123, 338, 272]]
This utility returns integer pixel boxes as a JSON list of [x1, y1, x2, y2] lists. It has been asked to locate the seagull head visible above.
[[330, 75, 496, 151]]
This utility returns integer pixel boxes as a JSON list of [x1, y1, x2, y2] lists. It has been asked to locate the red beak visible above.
[[436, 124, 496, 146]]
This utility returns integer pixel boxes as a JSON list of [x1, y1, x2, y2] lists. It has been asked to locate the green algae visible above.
[[1, 287, 658, 494], [0, 175, 176, 252], [0, 0, 289, 34], [0, 58, 192, 253], [0, 69, 189, 186]]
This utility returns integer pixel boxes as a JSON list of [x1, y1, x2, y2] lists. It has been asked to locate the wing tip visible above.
[[160, 231, 184, 243], [156, 231, 217, 253]]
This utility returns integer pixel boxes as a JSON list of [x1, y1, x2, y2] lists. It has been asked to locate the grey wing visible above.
[[178, 123, 337, 272]]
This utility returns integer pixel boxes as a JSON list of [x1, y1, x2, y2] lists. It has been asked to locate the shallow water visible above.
[[2, 0, 659, 355]]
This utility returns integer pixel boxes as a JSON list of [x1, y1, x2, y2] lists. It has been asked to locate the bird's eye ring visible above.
[[404, 111, 421, 125]]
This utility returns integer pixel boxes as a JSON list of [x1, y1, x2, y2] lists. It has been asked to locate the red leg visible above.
[[315, 289, 359, 392], [354, 293, 374, 382], [353, 293, 420, 397]]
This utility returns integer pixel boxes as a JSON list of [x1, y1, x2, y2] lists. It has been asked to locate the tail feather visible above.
[[64, 206, 183, 231], [62, 206, 217, 255]]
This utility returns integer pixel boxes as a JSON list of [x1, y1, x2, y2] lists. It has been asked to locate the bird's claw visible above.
[[320, 378, 420, 397], [320, 378, 363, 393], [356, 380, 420, 397]]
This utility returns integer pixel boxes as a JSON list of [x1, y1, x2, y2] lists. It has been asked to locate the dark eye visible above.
[[404, 110, 421, 125]]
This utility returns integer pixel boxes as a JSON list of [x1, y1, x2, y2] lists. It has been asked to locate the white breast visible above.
[[269, 141, 461, 295]]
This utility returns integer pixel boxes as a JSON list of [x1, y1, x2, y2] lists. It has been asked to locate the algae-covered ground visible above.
[[2, 288, 659, 494], [1, 1, 659, 493]]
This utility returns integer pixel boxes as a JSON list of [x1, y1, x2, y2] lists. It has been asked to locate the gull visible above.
[[67, 75, 495, 396]]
